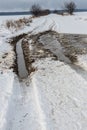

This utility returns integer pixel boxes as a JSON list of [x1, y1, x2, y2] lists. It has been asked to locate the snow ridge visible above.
[[32, 77, 47, 130]]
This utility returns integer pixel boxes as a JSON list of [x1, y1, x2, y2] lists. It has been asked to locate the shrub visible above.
[[6, 17, 32, 30], [30, 4, 50, 17], [64, 1, 76, 15], [30, 4, 42, 16], [40, 9, 50, 16]]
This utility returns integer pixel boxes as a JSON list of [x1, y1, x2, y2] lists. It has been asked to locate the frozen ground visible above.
[[0, 12, 87, 130]]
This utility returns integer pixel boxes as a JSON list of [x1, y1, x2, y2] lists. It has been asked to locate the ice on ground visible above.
[[39, 33, 71, 63], [16, 40, 28, 78]]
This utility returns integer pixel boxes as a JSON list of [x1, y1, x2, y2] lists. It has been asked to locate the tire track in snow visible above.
[[31, 18, 48, 35], [31, 16, 58, 35], [32, 77, 47, 130], [50, 16, 60, 32], [4, 78, 43, 130], [16, 40, 28, 79]]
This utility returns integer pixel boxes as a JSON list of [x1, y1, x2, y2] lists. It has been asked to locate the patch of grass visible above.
[[30, 4, 50, 17], [6, 17, 32, 31]]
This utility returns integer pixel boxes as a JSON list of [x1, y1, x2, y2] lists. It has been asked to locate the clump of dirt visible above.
[[21, 35, 58, 75], [10, 33, 27, 46], [65, 54, 77, 63]]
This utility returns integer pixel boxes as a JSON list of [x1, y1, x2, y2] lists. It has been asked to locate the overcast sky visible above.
[[0, 0, 87, 11]]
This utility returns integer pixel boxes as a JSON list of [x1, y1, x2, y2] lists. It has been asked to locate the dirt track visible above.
[[8, 31, 87, 79]]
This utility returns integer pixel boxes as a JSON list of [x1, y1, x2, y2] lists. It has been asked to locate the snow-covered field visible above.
[[0, 12, 87, 130]]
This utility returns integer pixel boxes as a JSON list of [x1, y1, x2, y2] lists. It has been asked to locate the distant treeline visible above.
[[0, 9, 87, 16]]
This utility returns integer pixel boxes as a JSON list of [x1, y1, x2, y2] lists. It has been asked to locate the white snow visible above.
[[32, 58, 87, 130], [0, 12, 87, 130], [0, 71, 14, 130], [27, 12, 87, 35], [1, 12, 87, 38]]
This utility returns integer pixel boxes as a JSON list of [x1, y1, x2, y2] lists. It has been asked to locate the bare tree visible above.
[[64, 1, 76, 15], [30, 4, 42, 16]]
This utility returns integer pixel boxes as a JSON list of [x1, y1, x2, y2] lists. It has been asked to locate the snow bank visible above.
[[1, 12, 87, 38], [0, 12, 87, 130], [0, 71, 14, 130], [28, 12, 87, 35], [32, 58, 87, 130]]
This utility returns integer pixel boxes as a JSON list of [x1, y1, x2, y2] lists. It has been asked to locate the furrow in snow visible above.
[[32, 77, 47, 130], [16, 40, 28, 78]]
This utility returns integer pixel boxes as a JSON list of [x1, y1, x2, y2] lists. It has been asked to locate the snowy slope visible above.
[[28, 12, 87, 35], [1, 12, 86, 37], [0, 12, 87, 130], [32, 58, 87, 130], [0, 71, 14, 130]]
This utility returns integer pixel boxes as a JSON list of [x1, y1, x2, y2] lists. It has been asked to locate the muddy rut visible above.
[[10, 31, 87, 79]]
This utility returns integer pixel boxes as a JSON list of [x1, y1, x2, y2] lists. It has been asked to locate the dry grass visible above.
[[65, 54, 77, 63], [6, 17, 32, 31]]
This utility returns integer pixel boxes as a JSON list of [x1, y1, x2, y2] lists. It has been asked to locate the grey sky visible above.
[[0, 0, 87, 11]]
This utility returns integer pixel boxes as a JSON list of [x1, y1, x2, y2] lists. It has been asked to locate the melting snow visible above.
[[0, 12, 87, 130]]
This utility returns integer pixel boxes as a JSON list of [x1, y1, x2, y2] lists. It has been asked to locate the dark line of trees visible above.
[[30, 1, 76, 17], [30, 4, 50, 17]]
